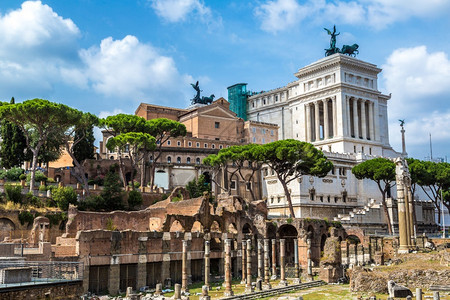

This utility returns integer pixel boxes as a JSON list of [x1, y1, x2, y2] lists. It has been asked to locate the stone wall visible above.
[[0, 280, 83, 300]]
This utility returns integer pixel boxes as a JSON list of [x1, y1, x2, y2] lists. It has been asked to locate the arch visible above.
[[196, 157, 201, 165], [266, 223, 277, 239], [0, 218, 15, 241], [125, 172, 132, 185], [306, 225, 315, 240], [346, 235, 361, 245], [177, 157, 181, 164], [191, 221, 203, 233], [320, 234, 327, 254], [210, 221, 221, 233], [278, 224, 298, 239], [167, 156, 172, 164], [55, 175, 62, 183], [278, 224, 298, 264], [242, 223, 252, 234], [110, 156, 114, 160], [227, 223, 238, 234], [186, 157, 191, 164], [169, 220, 185, 232]]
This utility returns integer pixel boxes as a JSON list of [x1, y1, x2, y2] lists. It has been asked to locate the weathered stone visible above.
[[387, 280, 413, 298]]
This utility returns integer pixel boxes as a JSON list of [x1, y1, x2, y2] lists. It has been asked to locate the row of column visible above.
[[346, 97, 376, 141], [305, 97, 337, 142]]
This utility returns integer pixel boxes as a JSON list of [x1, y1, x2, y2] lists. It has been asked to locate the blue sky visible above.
[[0, 0, 449, 160]]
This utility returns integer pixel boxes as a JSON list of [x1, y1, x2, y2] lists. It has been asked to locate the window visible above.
[[320, 196, 323, 202], [149, 156, 153, 162], [187, 157, 191, 164], [270, 197, 274, 204], [263, 99, 266, 105], [327, 196, 330, 203], [177, 141, 181, 146], [262, 128, 266, 134], [212, 144, 215, 149], [271, 130, 274, 136], [188, 141, 192, 147], [277, 197, 281, 203], [215, 138, 220, 141], [196, 142, 200, 147], [253, 137, 256, 143], [275, 95, 278, 102], [310, 190, 315, 201], [167, 156, 172, 163], [271, 169, 275, 175], [264, 168, 268, 176], [204, 143, 208, 148], [262, 138, 265, 144], [342, 192, 347, 203], [196, 157, 201, 165], [215, 122, 220, 128], [252, 102, 255, 108], [334, 197, 338, 203], [230, 180, 236, 190], [124, 144, 130, 153], [219, 145, 223, 149], [252, 128, 256, 133], [167, 140, 171, 146], [177, 157, 181, 164], [369, 148, 372, 155], [354, 146, 356, 153]]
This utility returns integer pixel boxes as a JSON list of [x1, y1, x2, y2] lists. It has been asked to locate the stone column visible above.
[[404, 188, 412, 248], [257, 239, 263, 280], [204, 240, 210, 288], [305, 104, 311, 142], [373, 100, 380, 141], [346, 96, 351, 137], [361, 100, 367, 140], [182, 240, 189, 293], [307, 238, 313, 281], [241, 241, 247, 284], [407, 187, 416, 245], [323, 99, 329, 139], [396, 167, 409, 253], [416, 288, 422, 300], [368, 101, 374, 140], [108, 261, 120, 296], [293, 238, 300, 284], [174, 283, 181, 300], [278, 239, 288, 286], [224, 239, 233, 296], [314, 101, 320, 141], [354, 244, 358, 265], [332, 96, 337, 138], [353, 98, 359, 138], [200, 285, 211, 300], [271, 239, 277, 280], [245, 239, 254, 293], [263, 239, 271, 289]]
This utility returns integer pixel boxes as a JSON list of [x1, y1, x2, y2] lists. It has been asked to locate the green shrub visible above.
[[5, 168, 24, 181], [24, 192, 43, 208], [0, 169, 6, 180], [19, 174, 26, 181], [78, 195, 105, 211], [52, 186, 77, 211], [44, 212, 67, 228], [127, 190, 142, 210], [186, 175, 211, 199], [4, 184, 22, 203], [26, 171, 47, 183], [106, 217, 117, 231], [38, 185, 47, 192], [18, 211, 34, 226], [47, 177, 55, 183]]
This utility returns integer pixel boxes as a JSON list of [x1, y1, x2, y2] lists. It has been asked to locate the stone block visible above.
[[0, 267, 32, 284]]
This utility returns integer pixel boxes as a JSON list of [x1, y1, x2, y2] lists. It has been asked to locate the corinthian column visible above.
[[263, 239, 271, 289], [241, 241, 246, 284], [305, 104, 311, 142], [182, 240, 189, 293], [224, 239, 233, 296], [361, 100, 367, 140], [368, 101, 374, 140], [271, 239, 277, 280], [323, 99, 329, 139], [204, 240, 210, 288], [353, 98, 359, 138], [314, 101, 320, 141], [245, 239, 254, 293], [278, 239, 288, 287]]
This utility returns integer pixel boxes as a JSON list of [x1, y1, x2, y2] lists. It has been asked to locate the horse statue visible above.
[[341, 44, 359, 57], [201, 94, 215, 105]]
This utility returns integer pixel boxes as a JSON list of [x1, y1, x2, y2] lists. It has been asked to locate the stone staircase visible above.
[[334, 198, 385, 225]]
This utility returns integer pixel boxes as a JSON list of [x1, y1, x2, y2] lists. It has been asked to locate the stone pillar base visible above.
[[262, 283, 272, 290], [224, 291, 234, 297], [245, 286, 254, 293], [277, 280, 288, 287], [200, 297, 211, 300], [292, 278, 301, 284], [397, 248, 409, 254], [270, 275, 277, 280]]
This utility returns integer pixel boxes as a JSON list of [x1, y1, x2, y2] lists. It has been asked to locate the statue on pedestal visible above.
[[191, 81, 215, 105]]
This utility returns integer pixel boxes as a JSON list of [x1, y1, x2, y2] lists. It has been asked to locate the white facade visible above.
[[246, 54, 435, 227]]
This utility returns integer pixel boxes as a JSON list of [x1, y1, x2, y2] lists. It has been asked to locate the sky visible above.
[[0, 0, 449, 160]]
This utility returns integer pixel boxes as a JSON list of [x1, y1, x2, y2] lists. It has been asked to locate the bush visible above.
[[18, 211, 35, 226], [101, 170, 124, 211], [24, 192, 43, 208], [4, 184, 22, 203], [19, 174, 26, 181], [78, 195, 105, 211], [128, 181, 140, 189], [38, 185, 47, 192], [52, 186, 77, 211], [44, 212, 67, 228], [0, 169, 6, 180], [186, 175, 211, 199], [26, 171, 47, 183], [5, 168, 24, 181], [127, 190, 142, 210]]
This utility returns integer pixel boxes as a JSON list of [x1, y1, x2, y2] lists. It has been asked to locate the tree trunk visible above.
[[280, 178, 295, 218], [380, 193, 393, 235], [29, 149, 39, 192], [117, 154, 127, 189], [68, 151, 90, 197]]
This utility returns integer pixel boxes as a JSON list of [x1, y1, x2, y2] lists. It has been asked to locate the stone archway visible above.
[[278, 224, 298, 265], [169, 220, 185, 232], [0, 218, 15, 241], [191, 221, 203, 233], [210, 221, 221, 233]]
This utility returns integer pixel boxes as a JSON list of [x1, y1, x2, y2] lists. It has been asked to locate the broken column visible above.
[[224, 239, 234, 296], [257, 239, 263, 280], [245, 239, 254, 293], [182, 240, 189, 293], [200, 285, 211, 300], [204, 240, 210, 288], [263, 239, 271, 289], [278, 239, 288, 286], [271, 239, 277, 280], [241, 240, 247, 284], [174, 283, 182, 300], [293, 238, 300, 284]]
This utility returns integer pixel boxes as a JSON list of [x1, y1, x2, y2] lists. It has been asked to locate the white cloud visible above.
[[150, 0, 220, 28], [254, 0, 450, 32], [80, 35, 191, 101]]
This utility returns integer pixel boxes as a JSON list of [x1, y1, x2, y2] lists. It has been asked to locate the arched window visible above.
[[167, 156, 172, 163], [149, 155, 153, 162], [177, 157, 181, 164], [186, 157, 191, 164], [196, 157, 201, 165], [124, 144, 130, 153]]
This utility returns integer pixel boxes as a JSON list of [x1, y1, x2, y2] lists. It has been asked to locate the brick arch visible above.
[[345, 227, 366, 246], [0, 218, 15, 241]]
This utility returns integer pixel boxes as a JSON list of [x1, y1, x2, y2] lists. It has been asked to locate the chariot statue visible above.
[[190, 81, 215, 105], [324, 25, 359, 57]]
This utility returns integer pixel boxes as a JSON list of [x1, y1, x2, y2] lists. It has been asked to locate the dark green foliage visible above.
[[5, 168, 24, 181], [73, 124, 95, 164], [19, 174, 26, 181], [52, 186, 78, 211], [0, 97, 27, 169], [26, 171, 47, 183], [127, 190, 142, 210], [186, 175, 211, 198], [44, 212, 67, 228], [78, 195, 105, 211], [4, 184, 22, 203], [18, 211, 34, 226], [0, 169, 6, 180], [100, 170, 124, 211], [23, 192, 42, 207]]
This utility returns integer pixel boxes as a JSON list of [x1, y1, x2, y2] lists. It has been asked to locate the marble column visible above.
[[307, 238, 313, 281], [271, 239, 277, 280], [182, 240, 188, 293], [263, 239, 271, 289], [314, 101, 320, 141], [353, 98, 359, 138], [368, 101, 374, 140], [332, 96, 337, 138], [257, 239, 263, 280], [245, 239, 254, 293], [241, 241, 247, 284], [346, 96, 351, 137], [404, 188, 412, 249], [224, 239, 233, 296], [373, 101, 380, 141], [407, 187, 416, 245], [361, 100, 367, 140], [278, 239, 288, 286], [305, 104, 311, 142], [293, 238, 300, 284], [323, 99, 329, 139], [204, 240, 210, 288], [397, 170, 409, 253]]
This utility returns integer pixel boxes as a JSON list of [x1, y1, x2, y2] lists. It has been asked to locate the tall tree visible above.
[[147, 118, 187, 188], [0, 99, 81, 191], [260, 140, 333, 218], [0, 97, 27, 168], [73, 122, 95, 164], [106, 132, 156, 189], [352, 157, 396, 234], [203, 153, 240, 195]]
